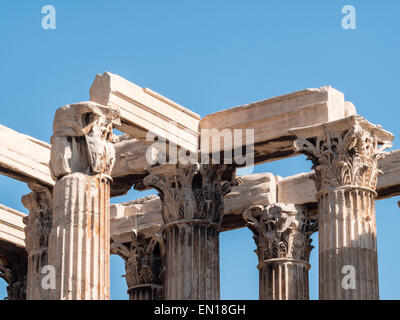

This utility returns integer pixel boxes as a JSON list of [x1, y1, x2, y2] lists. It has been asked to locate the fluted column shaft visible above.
[[164, 222, 219, 300], [259, 259, 310, 300], [48, 173, 111, 299], [145, 163, 239, 300], [128, 285, 163, 300], [293, 117, 394, 300], [317, 187, 378, 299], [244, 203, 316, 300]]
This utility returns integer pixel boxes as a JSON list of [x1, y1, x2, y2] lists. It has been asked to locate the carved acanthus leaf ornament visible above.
[[111, 232, 165, 288], [294, 124, 391, 192], [22, 189, 52, 255], [244, 203, 317, 263], [144, 163, 241, 225]]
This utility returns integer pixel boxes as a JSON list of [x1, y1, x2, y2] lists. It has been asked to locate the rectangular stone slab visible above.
[[0, 124, 150, 197], [377, 149, 400, 199], [2, 146, 399, 251], [199, 86, 356, 164], [0, 124, 54, 188], [110, 172, 277, 240], [0, 204, 26, 249], [90, 72, 200, 154], [110, 138, 152, 196], [111, 149, 400, 237], [278, 149, 400, 204]]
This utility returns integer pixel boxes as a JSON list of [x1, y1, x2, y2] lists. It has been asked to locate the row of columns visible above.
[[8, 104, 392, 300], [111, 118, 391, 300]]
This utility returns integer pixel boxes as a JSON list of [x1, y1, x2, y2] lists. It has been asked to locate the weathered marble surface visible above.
[[111, 228, 165, 300], [144, 163, 240, 300], [0, 204, 26, 248], [244, 203, 317, 300], [47, 101, 118, 300], [200, 86, 357, 163], [111, 151, 400, 234], [0, 77, 399, 302], [90, 71, 200, 154], [292, 115, 393, 300], [277, 149, 400, 204], [0, 205, 27, 300], [0, 124, 53, 188], [22, 188, 52, 300]]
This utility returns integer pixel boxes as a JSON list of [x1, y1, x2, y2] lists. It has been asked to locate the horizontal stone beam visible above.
[[0, 123, 151, 196], [0, 205, 27, 292], [110, 137, 151, 196], [0, 81, 361, 195], [4, 146, 398, 250], [90, 72, 200, 153], [110, 173, 277, 240], [278, 149, 400, 204], [200, 86, 356, 164], [0, 124, 54, 188], [375, 149, 400, 199], [111, 149, 400, 238], [90, 73, 360, 166], [0, 204, 26, 261]]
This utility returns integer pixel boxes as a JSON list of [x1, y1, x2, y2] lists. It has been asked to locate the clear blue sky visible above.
[[0, 1, 399, 300]]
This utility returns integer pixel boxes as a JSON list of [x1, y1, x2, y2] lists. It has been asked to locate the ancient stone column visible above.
[[293, 116, 393, 300], [0, 255, 27, 300], [47, 102, 119, 300], [22, 187, 52, 300], [243, 203, 317, 300], [144, 163, 239, 300], [111, 230, 165, 300]]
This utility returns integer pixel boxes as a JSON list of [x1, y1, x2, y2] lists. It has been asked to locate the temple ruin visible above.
[[0, 72, 399, 300]]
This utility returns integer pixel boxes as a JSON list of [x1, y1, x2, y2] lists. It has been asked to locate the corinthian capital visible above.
[[50, 101, 120, 179], [244, 203, 317, 263], [111, 231, 165, 292], [144, 163, 241, 225], [22, 188, 52, 253], [291, 116, 393, 192]]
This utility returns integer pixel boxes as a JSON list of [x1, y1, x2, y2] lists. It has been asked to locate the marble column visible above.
[[22, 187, 52, 300], [47, 102, 119, 300], [244, 203, 317, 300], [111, 230, 165, 300], [293, 116, 394, 300], [144, 163, 240, 300]]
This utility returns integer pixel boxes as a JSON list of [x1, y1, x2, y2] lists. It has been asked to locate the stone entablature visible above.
[[0, 72, 398, 301]]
